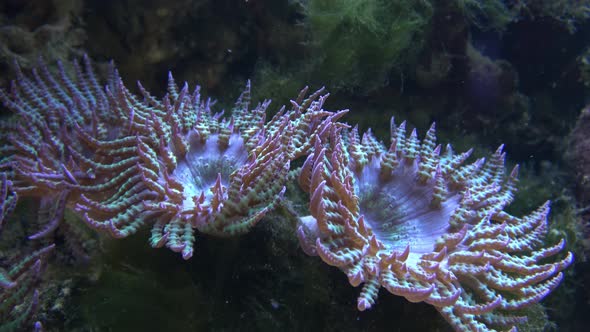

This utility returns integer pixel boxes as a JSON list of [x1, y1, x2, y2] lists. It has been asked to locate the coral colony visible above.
[[0, 57, 573, 331]]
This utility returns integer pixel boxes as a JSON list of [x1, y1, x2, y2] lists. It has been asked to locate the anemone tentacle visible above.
[[1, 57, 345, 259], [297, 121, 572, 332]]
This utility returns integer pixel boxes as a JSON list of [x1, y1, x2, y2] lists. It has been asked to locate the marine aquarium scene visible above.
[[1, 0, 590, 331]]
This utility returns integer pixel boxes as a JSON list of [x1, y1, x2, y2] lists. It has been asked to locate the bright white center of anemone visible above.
[[172, 133, 248, 209], [355, 157, 460, 254]]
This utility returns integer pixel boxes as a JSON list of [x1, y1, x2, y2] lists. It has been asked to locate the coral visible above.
[[0, 0, 85, 88], [521, 0, 590, 32], [296, 120, 573, 331], [82, 0, 305, 92], [567, 105, 590, 254], [455, 0, 517, 31], [464, 44, 522, 114], [0, 56, 344, 259], [567, 105, 590, 209], [455, 0, 590, 32], [578, 47, 590, 88], [302, 0, 433, 92]]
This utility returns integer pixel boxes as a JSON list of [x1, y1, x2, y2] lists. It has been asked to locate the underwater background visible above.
[[0, 0, 589, 331]]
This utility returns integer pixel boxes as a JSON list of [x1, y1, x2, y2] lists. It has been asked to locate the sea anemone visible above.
[[297, 120, 573, 331], [0, 56, 344, 259]]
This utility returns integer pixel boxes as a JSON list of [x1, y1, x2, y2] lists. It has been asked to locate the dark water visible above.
[[1, 1, 589, 331]]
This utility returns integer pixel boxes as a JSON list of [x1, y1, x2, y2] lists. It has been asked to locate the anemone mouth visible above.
[[355, 158, 461, 254], [172, 133, 249, 208]]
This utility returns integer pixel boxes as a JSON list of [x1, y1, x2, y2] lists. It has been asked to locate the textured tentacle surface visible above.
[[0, 55, 573, 331], [1, 58, 345, 259], [0, 173, 54, 330], [297, 121, 573, 332]]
